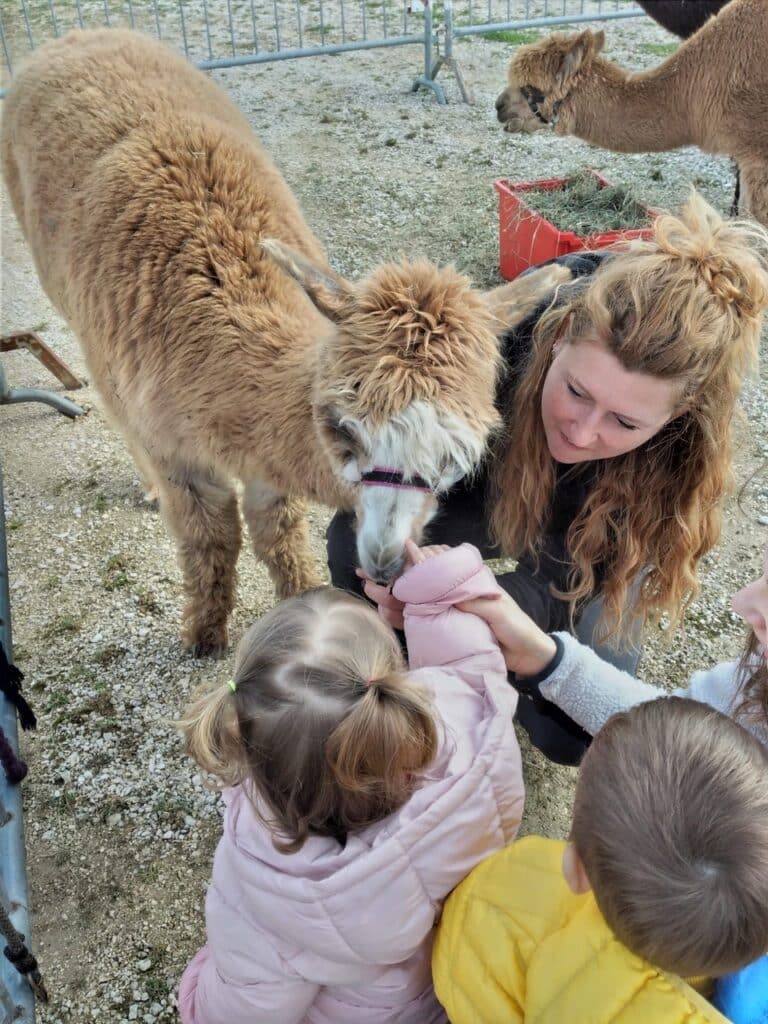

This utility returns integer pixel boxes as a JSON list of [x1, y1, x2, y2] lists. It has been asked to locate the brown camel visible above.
[[2, 28, 567, 655], [495, 0, 768, 228]]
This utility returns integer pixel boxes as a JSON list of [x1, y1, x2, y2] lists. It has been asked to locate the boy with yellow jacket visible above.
[[433, 697, 768, 1023]]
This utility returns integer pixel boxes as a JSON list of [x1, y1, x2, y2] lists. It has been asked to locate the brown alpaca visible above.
[[2, 29, 567, 655], [495, 0, 768, 227]]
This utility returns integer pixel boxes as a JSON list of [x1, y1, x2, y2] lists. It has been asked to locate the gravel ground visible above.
[[1, 14, 767, 1022]]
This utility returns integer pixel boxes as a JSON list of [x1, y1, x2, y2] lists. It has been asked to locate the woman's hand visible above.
[[457, 590, 558, 677], [356, 539, 451, 630]]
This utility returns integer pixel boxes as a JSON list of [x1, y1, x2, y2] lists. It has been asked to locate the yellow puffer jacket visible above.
[[433, 836, 729, 1024]]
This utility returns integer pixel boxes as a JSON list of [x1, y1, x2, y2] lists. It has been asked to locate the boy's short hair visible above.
[[571, 697, 768, 977]]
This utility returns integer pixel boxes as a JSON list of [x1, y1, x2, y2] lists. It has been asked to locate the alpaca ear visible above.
[[556, 29, 603, 88], [482, 263, 574, 328], [260, 239, 353, 322]]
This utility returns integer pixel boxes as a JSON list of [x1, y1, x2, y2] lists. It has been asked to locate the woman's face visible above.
[[732, 547, 768, 660], [540, 337, 684, 464]]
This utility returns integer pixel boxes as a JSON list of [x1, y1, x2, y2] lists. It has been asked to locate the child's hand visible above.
[[403, 538, 451, 566], [358, 574, 405, 630], [457, 590, 558, 677], [356, 541, 452, 630]]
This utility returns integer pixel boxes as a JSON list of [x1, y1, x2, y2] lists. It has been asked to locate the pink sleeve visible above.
[[178, 944, 320, 1024], [392, 544, 507, 677]]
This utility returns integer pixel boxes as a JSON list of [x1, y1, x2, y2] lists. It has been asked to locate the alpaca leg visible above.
[[242, 479, 321, 599], [124, 435, 162, 505], [482, 262, 574, 329], [152, 461, 242, 656], [740, 164, 768, 229], [730, 162, 741, 218]]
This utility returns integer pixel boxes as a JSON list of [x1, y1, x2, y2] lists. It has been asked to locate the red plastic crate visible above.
[[494, 170, 657, 280]]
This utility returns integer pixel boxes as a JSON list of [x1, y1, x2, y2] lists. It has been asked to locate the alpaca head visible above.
[[495, 29, 604, 132], [262, 240, 502, 582]]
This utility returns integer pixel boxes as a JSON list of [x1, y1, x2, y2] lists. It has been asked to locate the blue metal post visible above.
[[0, 463, 36, 1023]]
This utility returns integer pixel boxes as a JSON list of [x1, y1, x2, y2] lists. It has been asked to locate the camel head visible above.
[[262, 239, 502, 583], [495, 29, 605, 133]]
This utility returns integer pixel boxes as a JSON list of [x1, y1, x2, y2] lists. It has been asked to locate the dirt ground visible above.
[[1, 14, 767, 1023]]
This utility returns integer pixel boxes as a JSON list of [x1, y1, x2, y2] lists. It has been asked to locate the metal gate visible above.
[[0, 1, 644, 101]]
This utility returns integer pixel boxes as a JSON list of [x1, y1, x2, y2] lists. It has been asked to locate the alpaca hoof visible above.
[[184, 621, 229, 658]]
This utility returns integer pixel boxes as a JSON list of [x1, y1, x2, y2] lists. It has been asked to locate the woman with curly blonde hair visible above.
[[328, 191, 768, 764]]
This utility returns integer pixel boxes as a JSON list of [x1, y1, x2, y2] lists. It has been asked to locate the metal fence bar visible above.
[[46, 0, 59, 37], [195, 31, 429, 70], [151, 0, 162, 39], [0, 10, 12, 76], [448, 5, 643, 38], [18, 0, 34, 48], [0, 464, 36, 1024], [248, 0, 259, 53]]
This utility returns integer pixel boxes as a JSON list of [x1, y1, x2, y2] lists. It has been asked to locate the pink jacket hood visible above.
[[179, 544, 524, 1024]]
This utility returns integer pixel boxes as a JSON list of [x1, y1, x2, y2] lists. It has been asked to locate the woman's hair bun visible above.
[[652, 191, 768, 319]]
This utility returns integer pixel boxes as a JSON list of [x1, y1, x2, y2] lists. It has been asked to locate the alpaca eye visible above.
[[333, 420, 359, 453], [435, 459, 466, 493]]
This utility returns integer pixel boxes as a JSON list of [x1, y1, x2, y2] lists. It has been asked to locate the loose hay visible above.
[[522, 169, 651, 235]]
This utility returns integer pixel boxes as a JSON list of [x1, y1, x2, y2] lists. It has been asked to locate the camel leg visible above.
[[740, 163, 768, 230], [242, 479, 321, 599], [151, 460, 242, 656]]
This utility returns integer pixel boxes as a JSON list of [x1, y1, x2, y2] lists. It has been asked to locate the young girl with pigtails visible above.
[[176, 540, 524, 1024]]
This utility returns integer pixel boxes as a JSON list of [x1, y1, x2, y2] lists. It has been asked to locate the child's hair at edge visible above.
[[737, 629, 768, 725], [735, 465, 768, 725], [571, 697, 768, 977], [177, 588, 438, 853], [491, 190, 768, 641]]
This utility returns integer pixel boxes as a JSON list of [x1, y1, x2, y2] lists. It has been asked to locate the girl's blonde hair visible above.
[[492, 192, 768, 638], [177, 588, 438, 852]]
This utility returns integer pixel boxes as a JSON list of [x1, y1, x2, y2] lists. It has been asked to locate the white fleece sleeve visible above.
[[537, 633, 661, 735], [538, 635, 747, 738]]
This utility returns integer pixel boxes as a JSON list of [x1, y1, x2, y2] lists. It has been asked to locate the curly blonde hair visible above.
[[492, 192, 768, 638]]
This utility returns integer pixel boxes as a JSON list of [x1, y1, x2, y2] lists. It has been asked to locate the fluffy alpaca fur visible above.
[[1, 28, 567, 654], [495, 0, 768, 227]]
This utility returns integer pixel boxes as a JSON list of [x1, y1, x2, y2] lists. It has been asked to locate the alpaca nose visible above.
[[495, 92, 507, 120], [367, 548, 407, 585]]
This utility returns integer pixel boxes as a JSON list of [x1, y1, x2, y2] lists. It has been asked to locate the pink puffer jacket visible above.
[[178, 544, 524, 1024]]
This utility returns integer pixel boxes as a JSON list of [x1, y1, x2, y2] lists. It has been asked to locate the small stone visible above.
[[137, 958, 153, 972], [758, 515, 768, 526], [128, 1007, 139, 1021]]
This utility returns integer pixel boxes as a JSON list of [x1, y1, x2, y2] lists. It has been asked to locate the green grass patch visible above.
[[481, 29, 539, 45], [41, 613, 83, 640], [103, 552, 132, 591], [640, 41, 677, 57]]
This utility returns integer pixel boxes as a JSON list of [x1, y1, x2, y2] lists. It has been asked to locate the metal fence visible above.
[[0, 464, 35, 1024], [0, 0, 644, 100]]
